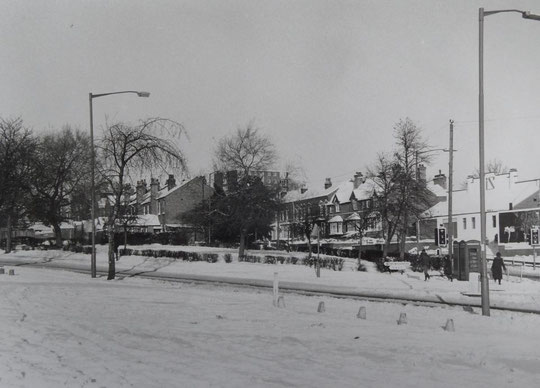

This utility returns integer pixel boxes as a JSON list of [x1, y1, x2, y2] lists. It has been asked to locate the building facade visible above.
[[420, 169, 540, 256]]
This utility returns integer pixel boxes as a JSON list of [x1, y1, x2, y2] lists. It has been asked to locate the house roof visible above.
[[281, 183, 338, 203], [328, 215, 343, 223], [351, 178, 379, 201], [346, 212, 361, 221], [133, 214, 161, 227], [423, 173, 540, 218], [330, 180, 355, 204]]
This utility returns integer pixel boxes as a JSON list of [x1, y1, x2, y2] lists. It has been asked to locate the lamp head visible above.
[[522, 11, 540, 21], [137, 91, 151, 97]]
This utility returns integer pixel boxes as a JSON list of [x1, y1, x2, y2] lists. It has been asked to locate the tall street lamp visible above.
[[89, 90, 150, 278], [479, 8, 540, 315]]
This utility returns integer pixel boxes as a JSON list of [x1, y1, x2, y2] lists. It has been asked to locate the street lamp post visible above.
[[479, 8, 540, 315], [88, 90, 150, 278]]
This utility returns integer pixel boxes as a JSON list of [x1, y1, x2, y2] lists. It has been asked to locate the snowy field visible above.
[[0, 266, 539, 388]]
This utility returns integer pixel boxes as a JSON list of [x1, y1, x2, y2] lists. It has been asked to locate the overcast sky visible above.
[[2, 0, 540, 188]]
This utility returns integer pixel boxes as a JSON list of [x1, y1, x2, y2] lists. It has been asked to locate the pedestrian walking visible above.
[[443, 255, 453, 282], [491, 252, 506, 285], [420, 249, 431, 281]]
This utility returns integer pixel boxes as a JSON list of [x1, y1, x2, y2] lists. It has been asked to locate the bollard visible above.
[[357, 306, 366, 320], [443, 318, 455, 332], [8, 269, 15, 276], [277, 295, 285, 308], [0, 268, 4, 275], [397, 312, 407, 325], [317, 301, 325, 313], [273, 272, 279, 307]]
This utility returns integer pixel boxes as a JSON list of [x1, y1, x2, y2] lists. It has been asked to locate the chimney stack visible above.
[[353, 172, 364, 189], [417, 164, 427, 182], [324, 178, 332, 190], [166, 174, 176, 191], [433, 170, 447, 189]]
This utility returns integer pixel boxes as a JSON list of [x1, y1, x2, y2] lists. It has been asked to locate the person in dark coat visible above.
[[443, 255, 453, 282], [491, 252, 506, 285], [420, 249, 431, 281]]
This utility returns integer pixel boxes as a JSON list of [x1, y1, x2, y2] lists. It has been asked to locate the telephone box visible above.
[[452, 240, 481, 281]]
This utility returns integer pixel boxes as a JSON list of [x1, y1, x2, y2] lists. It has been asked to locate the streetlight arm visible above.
[[91, 90, 150, 99], [482, 9, 540, 20]]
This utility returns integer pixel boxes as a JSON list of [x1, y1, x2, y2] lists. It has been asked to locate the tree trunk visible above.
[[53, 222, 63, 248], [5, 213, 12, 253], [124, 226, 128, 250], [238, 230, 246, 258], [307, 237, 312, 259], [399, 214, 408, 260], [107, 228, 116, 280], [357, 233, 363, 270]]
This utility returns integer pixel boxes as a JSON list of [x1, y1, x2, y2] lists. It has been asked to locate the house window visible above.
[[472, 217, 476, 229], [352, 200, 358, 211], [330, 222, 343, 235], [463, 218, 467, 230], [335, 202, 340, 213], [158, 201, 161, 214], [492, 215, 497, 228], [329, 206, 334, 214]]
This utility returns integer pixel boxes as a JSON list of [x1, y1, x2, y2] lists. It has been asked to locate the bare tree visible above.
[[473, 159, 509, 178], [97, 118, 186, 279], [214, 122, 277, 176], [460, 159, 511, 189], [393, 118, 434, 259], [28, 126, 91, 247], [283, 159, 307, 191], [0, 117, 35, 252], [367, 153, 402, 258]]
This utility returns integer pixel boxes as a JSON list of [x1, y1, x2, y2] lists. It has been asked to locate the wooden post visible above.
[[273, 272, 279, 307]]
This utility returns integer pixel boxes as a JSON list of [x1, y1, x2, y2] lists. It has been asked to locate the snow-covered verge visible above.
[[2, 246, 540, 312], [0, 266, 539, 388]]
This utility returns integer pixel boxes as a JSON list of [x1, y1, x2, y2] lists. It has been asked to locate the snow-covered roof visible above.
[[423, 172, 540, 218], [329, 180, 355, 204], [158, 178, 189, 199], [133, 214, 161, 227], [346, 212, 361, 221], [328, 215, 343, 223], [281, 184, 338, 203], [351, 178, 379, 201]]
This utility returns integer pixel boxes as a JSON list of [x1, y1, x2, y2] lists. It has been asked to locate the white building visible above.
[[420, 169, 540, 255]]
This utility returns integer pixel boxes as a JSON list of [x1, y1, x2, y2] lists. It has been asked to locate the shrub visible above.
[[224, 253, 232, 263], [203, 253, 218, 263]]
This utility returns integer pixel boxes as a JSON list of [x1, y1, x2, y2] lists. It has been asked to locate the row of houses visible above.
[[97, 174, 214, 234], [272, 168, 540, 257]]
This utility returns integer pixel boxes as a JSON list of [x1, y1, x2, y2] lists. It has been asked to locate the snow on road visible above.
[[0, 265, 539, 388]]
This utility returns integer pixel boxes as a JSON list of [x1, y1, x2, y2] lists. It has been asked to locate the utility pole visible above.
[[448, 120, 454, 270]]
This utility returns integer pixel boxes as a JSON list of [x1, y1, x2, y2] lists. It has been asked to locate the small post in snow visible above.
[[357, 306, 367, 320], [317, 301, 325, 313], [273, 272, 279, 307]]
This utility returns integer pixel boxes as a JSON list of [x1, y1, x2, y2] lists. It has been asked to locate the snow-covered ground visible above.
[[1, 246, 540, 387]]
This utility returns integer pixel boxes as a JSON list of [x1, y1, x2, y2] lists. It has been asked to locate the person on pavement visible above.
[[491, 252, 506, 285], [420, 249, 431, 281]]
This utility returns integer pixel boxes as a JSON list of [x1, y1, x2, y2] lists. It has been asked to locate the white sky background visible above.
[[1, 0, 540, 187]]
